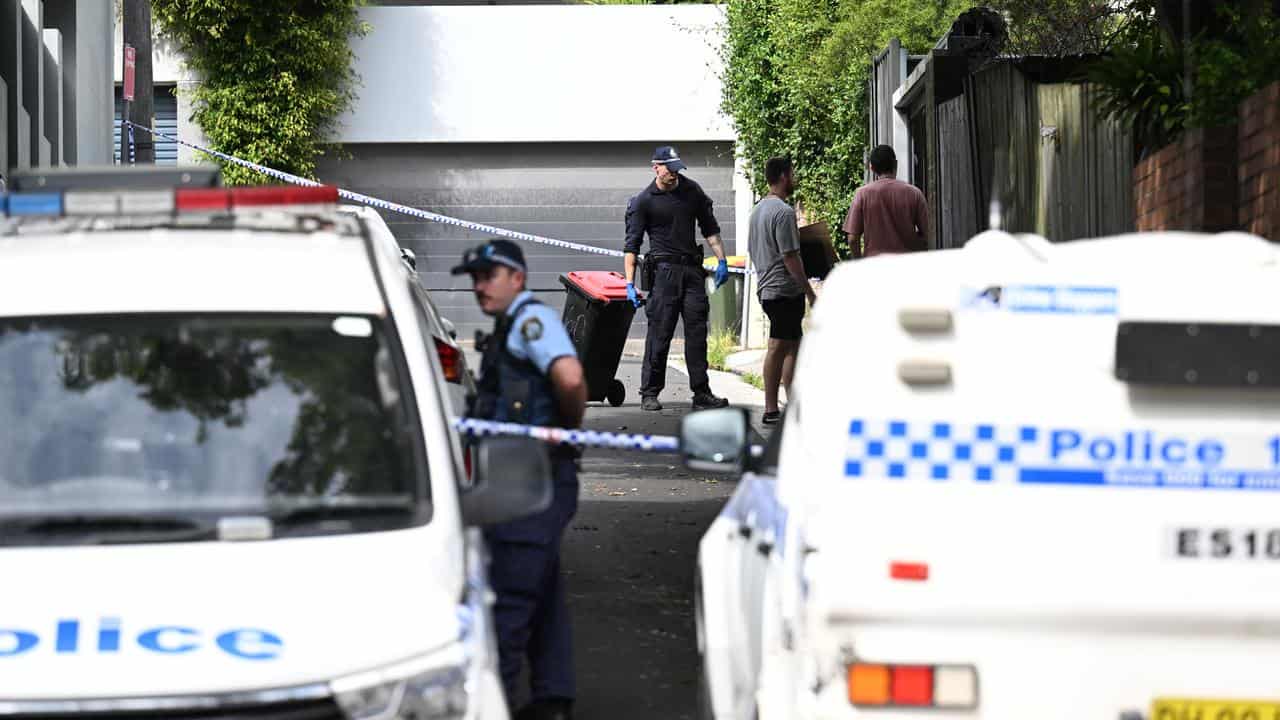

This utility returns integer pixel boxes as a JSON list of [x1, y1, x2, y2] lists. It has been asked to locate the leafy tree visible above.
[[150, 1, 368, 185], [1086, 1, 1280, 153], [719, 0, 1188, 253], [993, 0, 1148, 56], [720, 0, 969, 255]]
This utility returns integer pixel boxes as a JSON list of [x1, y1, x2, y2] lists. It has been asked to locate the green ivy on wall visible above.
[[151, 0, 368, 185], [719, 0, 970, 256]]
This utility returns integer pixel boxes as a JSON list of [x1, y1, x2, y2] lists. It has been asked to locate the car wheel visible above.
[[607, 379, 626, 407]]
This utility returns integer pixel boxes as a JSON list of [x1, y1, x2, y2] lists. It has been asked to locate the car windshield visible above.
[[0, 314, 426, 540]]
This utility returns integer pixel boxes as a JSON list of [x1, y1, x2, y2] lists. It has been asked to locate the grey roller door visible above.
[[316, 141, 737, 341], [113, 85, 177, 164]]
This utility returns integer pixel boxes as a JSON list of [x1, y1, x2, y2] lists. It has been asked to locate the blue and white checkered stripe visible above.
[[453, 417, 679, 453], [845, 418, 1042, 482], [125, 122, 750, 273]]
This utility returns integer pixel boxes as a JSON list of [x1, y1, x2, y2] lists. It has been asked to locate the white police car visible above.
[[340, 205, 478, 417], [684, 229, 1280, 720], [0, 167, 548, 719]]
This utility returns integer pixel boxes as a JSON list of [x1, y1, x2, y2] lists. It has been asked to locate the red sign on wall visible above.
[[123, 45, 136, 102]]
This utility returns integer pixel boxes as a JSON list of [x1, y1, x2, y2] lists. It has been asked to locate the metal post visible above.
[[119, 99, 128, 165], [122, 0, 155, 163]]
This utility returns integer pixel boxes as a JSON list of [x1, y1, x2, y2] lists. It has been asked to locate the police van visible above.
[[0, 167, 548, 719], [683, 229, 1280, 720]]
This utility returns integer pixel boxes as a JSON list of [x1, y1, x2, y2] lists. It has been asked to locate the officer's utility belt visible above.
[[648, 254, 702, 267], [640, 251, 703, 291]]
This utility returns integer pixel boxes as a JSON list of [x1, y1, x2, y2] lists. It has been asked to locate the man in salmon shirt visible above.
[[842, 145, 929, 258]]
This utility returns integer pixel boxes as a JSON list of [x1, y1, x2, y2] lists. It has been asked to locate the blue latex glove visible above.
[[626, 282, 642, 308], [714, 259, 730, 289]]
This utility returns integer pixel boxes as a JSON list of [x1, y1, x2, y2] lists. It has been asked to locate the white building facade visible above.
[[2, 0, 115, 175]]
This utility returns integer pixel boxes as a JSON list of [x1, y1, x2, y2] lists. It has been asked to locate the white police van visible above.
[[0, 167, 547, 719], [684, 229, 1280, 720]]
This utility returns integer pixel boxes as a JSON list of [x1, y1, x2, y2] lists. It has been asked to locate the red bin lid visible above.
[[563, 271, 631, 302]]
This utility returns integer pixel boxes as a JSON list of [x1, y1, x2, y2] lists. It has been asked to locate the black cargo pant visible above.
[[641, 262, 712, 398]]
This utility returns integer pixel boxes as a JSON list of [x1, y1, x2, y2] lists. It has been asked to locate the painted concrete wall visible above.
[[73, 0, 114, 165], [1, 0, 113, 171], [0, 76, 7, 175], [42, 28, 60, 164], [332, 4, 732, 144], [21, 0, 42, 166], [1, 0, 21, 170]]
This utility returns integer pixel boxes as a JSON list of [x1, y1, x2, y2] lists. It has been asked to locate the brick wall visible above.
[[1133, 81, 1280, 238], [1134, 126, 1239, 233], [1239, 81, 1280, 240]]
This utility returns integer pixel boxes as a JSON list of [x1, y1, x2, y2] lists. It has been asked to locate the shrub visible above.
[[151, 0, 368, 185]]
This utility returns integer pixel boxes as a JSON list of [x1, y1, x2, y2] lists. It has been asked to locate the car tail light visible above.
[[890, 561, 930, 581], [890, 666, 933, 705], [848, 662, 977, 710], [434, 337, 463, 384]]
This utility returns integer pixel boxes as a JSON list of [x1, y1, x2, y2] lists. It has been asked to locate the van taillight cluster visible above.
[[434, 338, 464, 384], [848, 662, 978, 710]]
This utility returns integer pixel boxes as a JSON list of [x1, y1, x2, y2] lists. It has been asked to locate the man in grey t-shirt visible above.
[[747, 157, 816, 424]]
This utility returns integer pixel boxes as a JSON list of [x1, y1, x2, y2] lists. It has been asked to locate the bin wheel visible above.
[[607, 379, 626, 408]]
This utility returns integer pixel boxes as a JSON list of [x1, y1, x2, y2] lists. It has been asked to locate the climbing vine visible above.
[[151, 0, 368, 185], [719, 0, 970, 255]]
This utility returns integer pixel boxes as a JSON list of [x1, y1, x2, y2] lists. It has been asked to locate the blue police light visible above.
[[7, 192, 63, 217]]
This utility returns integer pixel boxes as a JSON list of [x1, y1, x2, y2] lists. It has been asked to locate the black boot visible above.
[[692, 391, 729, 410], [515, 698, 574, 720]]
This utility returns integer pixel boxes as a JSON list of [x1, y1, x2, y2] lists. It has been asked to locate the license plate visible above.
[[1152, 698, 1280, 720]]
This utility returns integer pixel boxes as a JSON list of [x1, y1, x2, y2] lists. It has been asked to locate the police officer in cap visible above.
[[453, 239, 586, 720], [624, 145, 731, 412]]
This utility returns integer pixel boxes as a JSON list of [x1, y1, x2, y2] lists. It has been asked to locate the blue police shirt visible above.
[[506, 291, 578, 373]]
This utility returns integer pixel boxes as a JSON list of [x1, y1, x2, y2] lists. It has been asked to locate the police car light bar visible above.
[[1, 185, 339, 218], [6, 193, 64, 217]]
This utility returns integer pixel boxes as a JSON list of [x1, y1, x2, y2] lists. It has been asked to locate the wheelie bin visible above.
[[703, 256, 748, 337], [559, 270, 637, 407]]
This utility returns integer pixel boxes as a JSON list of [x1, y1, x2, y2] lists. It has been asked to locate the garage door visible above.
[[113, 85, 177, 164], [316, 141, 737, 342]]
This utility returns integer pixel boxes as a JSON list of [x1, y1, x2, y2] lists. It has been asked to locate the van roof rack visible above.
[[8, 166, 222, 192]]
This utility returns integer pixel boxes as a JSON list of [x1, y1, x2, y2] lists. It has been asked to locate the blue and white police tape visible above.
[[453, 417, 680, 453], [124, 121, 750, 274]]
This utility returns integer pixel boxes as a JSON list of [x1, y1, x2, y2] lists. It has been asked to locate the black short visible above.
[[761, 294, 805, 341]]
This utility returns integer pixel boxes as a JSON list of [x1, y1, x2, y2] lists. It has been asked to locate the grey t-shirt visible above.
[[748, 196, 805, 300]]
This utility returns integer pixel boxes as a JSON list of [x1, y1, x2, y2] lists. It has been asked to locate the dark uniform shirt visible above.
[[623, 176, 721, 258]]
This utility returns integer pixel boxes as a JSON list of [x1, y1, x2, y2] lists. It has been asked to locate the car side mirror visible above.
[[460, 437, 553, 526], [401, 247, 417, 270], [680, 407, 750, 473], [441, 317, 458, 340]]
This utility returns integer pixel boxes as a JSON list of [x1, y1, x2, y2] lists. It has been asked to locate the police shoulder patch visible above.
[[521, 317, 544, 342]]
